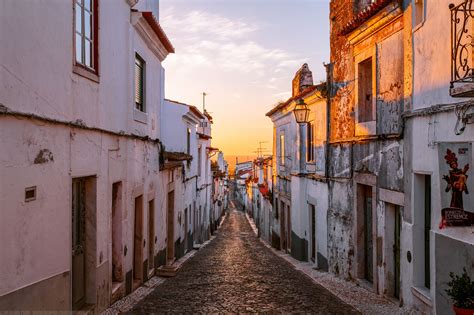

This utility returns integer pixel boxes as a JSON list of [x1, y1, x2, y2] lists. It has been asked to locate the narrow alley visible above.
[[131, 203, 358, 314]]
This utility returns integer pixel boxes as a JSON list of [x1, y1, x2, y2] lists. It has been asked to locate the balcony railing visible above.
[[450, 0, 474, 97]]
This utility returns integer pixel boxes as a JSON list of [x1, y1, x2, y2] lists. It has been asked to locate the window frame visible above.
[[134, 53, 146, 113], [354, 47, 377, 136], [73, 0, 99, 81], [306, 121, 315, 162], [186, 128, 191, 155], [280, 133, 285, 166]]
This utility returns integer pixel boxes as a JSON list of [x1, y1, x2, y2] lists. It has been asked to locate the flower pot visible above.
[[453, 305, 474, 315]]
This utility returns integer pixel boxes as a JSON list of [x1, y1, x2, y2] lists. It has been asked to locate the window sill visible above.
[[133, 109, 148, 124], [411, 286, 432, 307], [73, 65, 99, 83], [355, 120, 376, 136]]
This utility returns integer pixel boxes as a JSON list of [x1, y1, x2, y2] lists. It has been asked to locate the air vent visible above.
[[25, 186, 36, 202]]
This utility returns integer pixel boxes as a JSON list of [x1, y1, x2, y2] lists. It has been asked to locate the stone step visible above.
[[156, 264, 180, 277]]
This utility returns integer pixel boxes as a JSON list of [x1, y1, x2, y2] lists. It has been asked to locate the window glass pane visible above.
[[75, 4, 82, 34], [85, 39, 91, 67], [135, 61, 142, 105], [84, 11, 92, 39], [84, 0, 92, 11], [75, 34, 82, 63]]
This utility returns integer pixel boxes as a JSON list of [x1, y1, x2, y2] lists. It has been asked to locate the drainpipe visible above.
[[324, 63, 333, 179]]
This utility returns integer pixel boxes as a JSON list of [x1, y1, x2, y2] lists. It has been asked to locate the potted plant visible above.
[[446, 268, 474, 315]]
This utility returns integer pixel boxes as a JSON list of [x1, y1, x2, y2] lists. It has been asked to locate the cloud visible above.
[[161, 7, 305, 77]]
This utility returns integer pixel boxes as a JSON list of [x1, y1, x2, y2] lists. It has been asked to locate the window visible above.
[[198, 146, 202, 176], [280, 133, 285, 166], [307, 122, 314, 162], [74, 0, 97, 71], [187, 128, 191, 155], [413, 0, 425, 28], [135, 54, 146, 112], [358, 57, 374, 123]]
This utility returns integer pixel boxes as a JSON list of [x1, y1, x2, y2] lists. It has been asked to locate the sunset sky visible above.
[[160, 0, 330, 156]]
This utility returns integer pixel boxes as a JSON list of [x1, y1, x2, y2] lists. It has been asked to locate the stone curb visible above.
[[243, 214, 412, 315]]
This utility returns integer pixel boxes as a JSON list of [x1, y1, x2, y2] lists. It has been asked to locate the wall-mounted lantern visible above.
[[293, 99, 310, 124]]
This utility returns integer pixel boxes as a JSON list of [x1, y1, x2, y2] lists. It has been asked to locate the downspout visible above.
[[324, 63, 333, 179]]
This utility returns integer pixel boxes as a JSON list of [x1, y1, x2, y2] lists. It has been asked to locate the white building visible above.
[[0, 0, 215, 312], [157, 99, 207, 275], [402, 1, 474, 313], [266, 64, 329, 265]]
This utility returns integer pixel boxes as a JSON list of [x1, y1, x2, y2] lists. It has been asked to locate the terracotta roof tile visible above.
[[339, 0, 393, 35]]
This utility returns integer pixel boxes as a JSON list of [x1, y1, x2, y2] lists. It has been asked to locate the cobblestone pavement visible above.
[[131, 207, 359, 314]]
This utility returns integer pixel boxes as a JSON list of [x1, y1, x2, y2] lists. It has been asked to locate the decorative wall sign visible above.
[[438, 142, 474, 228]]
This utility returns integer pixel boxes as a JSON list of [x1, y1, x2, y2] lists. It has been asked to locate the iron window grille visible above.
[[450, 0, 474, 88]]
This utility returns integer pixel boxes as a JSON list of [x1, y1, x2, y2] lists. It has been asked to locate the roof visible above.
[[203, 110, 213, 123], [197, 132, 212, 140], [162, 151, 192, 162], [339, 0, 393, 35], [165, 99, 206, 119], [265, 82, 326, 117], [141, 12, 175, 53]]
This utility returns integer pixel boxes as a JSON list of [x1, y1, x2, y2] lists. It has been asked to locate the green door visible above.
[[364, 188, 373, 283], [394, 206, 401, 299]]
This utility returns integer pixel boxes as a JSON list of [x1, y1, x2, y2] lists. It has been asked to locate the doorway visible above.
[[394, 206, 401, 299], [111, 182, 123, 287], [133, 195, 143, 288], [280, 200, 286, 251], [148, 199, 155, 273], [310, 204, 316, 263], [286, 205, 291, 253], [363, 185, 373, 283], [167, 191, 175, 264], [385, 202, 401, 299], [72, 178, 86, 310], [184, 207, 188, 253], [72, 177, 96, 310]]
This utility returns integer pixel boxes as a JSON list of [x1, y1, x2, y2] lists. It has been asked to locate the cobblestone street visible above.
[[132, 205, 359, 313]]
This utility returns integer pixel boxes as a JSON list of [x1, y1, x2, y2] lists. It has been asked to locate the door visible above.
[[310, 204, 316, 262], [148, 199, 155, 272], [394, 206, 401, 299], [286, 205, 291, 252], [364, 187, 373, 283], [72, 178, 86, 310], [112, 182, 123, 283], [167, 191, 175, 264], [280, 201, 286, 251], [184, 207, 188, 252], [133, 196, 143, 284]]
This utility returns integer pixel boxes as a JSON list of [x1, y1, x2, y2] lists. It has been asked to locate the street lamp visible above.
[[293, 98, 309, 173], [293, 98, 310, 124]]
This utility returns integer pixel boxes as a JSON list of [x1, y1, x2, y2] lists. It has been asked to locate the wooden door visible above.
[[394, 206, 401, 299], [148, 199, 155, 272], [310, 204, 316, 262], [280, 201, 286, 251], [72, 178, 86, 310], [167, 191, 175, 264], [286, 205, 291, 252], [133, 196, 143, 283], [364, 187, 373, 283], [184, 207, 188, 252]]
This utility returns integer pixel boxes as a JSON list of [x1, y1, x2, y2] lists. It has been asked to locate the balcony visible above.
[[450, 0, 474, 97]]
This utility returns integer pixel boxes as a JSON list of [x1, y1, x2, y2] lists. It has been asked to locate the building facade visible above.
[[0, 0, 218, 312]]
